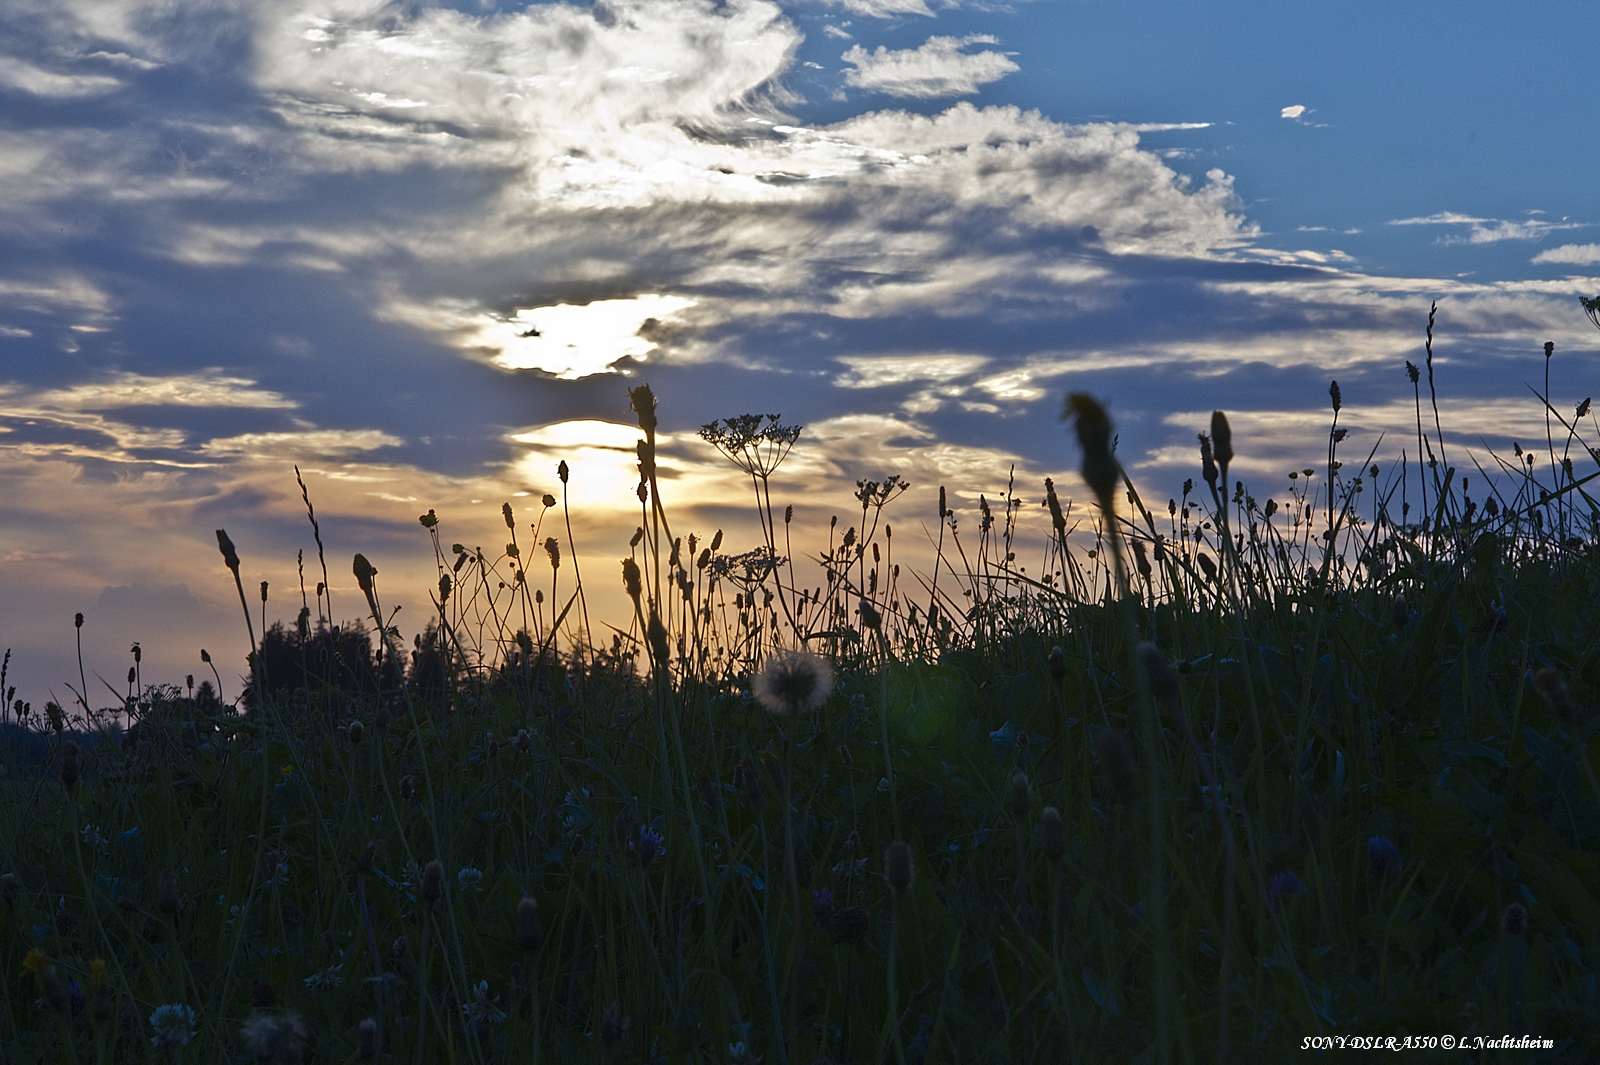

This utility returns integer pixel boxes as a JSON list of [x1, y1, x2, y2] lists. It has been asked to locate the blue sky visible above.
[[1, 0, 1596, 710]]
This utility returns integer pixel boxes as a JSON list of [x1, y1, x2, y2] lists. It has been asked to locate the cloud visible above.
[[841, 35, 1018, 98], [828, 0, 936, 17], [0, 56, 123, 98], [1280, 105, 1305, 119], [1388, 212, 1586, 245], [1532, 243, 1600, 266]]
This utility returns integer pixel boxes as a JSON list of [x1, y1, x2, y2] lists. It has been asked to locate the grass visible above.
[[3, 318, 1600, 1063]]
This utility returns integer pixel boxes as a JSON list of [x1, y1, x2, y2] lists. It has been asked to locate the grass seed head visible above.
[[1005, 771, 1031, 820], [1210, 410, 1233, 469], [1047, 645, 1066, 683], [1038, 806, 1066, 862], [60, 739, 81, 789], [157, 868, 180, 917], [1501, 902, 1528, 936], [515, 897, 543, 953], [358, 1018, 378, 1060], [346, 720, 364, 746], [1062, 393, 1118, 513]]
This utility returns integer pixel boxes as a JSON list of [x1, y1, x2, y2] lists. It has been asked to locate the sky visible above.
[[1, 0, 1597, 713]]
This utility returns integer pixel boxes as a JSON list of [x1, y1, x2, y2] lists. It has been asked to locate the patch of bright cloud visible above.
[[199, 429, 403, 457], [0, 56, 122, 98], [1387, 212, 1585, 244], [1532, 243, 1600, 266], [406, 295, 698, 379], [833, 354, 989, 389], [32, 371, 295, 410], [842, 35, 1018, 98], [1280, 105, 1306, 119], [830, 0, 935, 17]]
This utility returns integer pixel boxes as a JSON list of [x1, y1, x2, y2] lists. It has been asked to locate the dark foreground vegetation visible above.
[[3, 306, 1599, 1063]]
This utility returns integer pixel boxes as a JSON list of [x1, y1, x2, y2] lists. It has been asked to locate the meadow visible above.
[[3, 305, 1599, 1063]]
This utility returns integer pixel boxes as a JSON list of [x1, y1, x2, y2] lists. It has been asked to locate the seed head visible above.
[[358, 1018, 378, 1060], [1047, 645, 1066, 683], [216, 529, 240, 573], [514, 896, 543, 953], [621, 557, 642, 602], [352, 553, 377, 596], [75, 612, 84, 629], [240, 1010, 308, 1064], [346, 720, 365, 746], [1199, 432, 1218, 488], [60, 739, 81, 789], [1093, 728, 1137, 805], [1063, 393, 1119, 513], [753, 649, 834, 715], [1210, 410, 1233, 470], [398, 775, 415, 800], [1038, 806, 1066, 862], [885, 840, 913, 901], [1501, 902, 1528, 936], [859, 598, 882, 631], [420, 861, 444, 905], [1136, 642, 1179, 705], [1005, 771, 1031, 820]]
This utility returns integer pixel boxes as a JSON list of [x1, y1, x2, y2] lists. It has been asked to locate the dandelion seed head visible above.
[[752, 650, 833, 715]]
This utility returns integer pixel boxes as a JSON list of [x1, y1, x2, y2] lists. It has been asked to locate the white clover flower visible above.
[[457, 867, 484, 892], [148, 1003, 196, 1049]]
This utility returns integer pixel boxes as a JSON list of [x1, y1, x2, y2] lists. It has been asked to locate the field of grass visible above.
[[3, 311, 1600, 1063]]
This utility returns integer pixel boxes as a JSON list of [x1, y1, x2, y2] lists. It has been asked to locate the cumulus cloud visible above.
[[1532, 243, 1600, 266], [841, 34, 1018, 98], [1280, 104, 1305, 119]]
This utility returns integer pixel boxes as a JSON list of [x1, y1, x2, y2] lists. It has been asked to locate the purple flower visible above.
[[1268, 870, 1303, 906], [812, 888, 836, 930], [629, 826, 666, 870], [1367, 836, 1399, 878]]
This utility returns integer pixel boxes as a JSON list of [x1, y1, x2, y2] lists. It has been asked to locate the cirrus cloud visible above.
[[841, 34, 1018, 98]]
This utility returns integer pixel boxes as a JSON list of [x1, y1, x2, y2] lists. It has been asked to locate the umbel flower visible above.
[[148, 1002, 197, 1050], [752, 650, 834, 716]]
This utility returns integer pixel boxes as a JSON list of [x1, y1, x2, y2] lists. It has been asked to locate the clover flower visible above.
[[1268, 870, 1303, 906], [462, 980, 507, 1033], [1367, 836, 1399, 878], [148, 1002, 196, 1050], [630, 825, 666, 870], [457, 867, 484, 892], [302, 963, 344, 992]]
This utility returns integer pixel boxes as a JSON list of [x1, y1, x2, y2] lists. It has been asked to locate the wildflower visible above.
[[21, 948, 67, 1009], [457, 866, 484, 892], [1268, 870, 1303, 906], [302, 963, 344, 992], [832, 857, 867, 880], [514, 897, 543, 953], [630, 825, 666, 870], [1047, 645, 1066, 683], [87, 957, 114, 1022], [1367, 836, 1399, 878], [1501, 902, 1528, 936], [240, 1011, 307, 1063], [346, 720, 364, 745], [148, 1002, 197, 1050], [885, 841, 913, 901], [54, 897, 78, 935], [752, 650, 834, 715], [462, 980, 507, 1031], [1038, 807, 1066, 863], [812, 888, 836, 929], [358, 1018, 378, 1060]]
